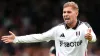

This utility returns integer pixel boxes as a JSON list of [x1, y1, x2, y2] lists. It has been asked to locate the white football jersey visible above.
[[13, 20, 96, 56]]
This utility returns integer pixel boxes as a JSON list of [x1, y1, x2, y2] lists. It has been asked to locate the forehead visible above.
[[63, 7, 74, 11]]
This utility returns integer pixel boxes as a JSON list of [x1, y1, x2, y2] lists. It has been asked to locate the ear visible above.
[[76, 11, 79, 17]]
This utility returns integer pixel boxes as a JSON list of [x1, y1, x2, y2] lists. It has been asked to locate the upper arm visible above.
[[42, 26, 57, 42]]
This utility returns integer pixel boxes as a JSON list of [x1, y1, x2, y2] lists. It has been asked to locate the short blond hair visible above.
[[63, 1, 79, 11]]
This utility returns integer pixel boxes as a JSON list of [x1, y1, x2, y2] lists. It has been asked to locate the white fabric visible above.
[[13, 21, 96, 56]]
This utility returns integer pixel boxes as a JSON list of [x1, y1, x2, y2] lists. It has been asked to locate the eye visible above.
[[63, 11, 66, 13], [67, 11, 71, 13]]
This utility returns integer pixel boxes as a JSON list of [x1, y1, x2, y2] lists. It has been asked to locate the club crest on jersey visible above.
[[60, 33, 65, 37], [76, 31, 80, 36]]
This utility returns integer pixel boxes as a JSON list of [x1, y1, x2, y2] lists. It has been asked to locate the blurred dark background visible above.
[[0, 0, 100, 56]]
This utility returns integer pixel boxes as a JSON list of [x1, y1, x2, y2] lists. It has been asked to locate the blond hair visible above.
[[63, 1, 79, 11]]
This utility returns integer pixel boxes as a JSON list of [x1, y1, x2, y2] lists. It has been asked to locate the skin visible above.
[[49, 53, 55, 56], [63, 6, 78, 28], [1, 6, 92, 43]]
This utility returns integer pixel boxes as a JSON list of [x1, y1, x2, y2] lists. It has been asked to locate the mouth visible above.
[[65, 18, 70, 20]]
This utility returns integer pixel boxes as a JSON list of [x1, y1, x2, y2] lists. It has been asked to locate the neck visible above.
[[67, 19, 77, 28]]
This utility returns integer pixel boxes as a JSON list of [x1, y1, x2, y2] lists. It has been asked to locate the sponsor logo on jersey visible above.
[[60, 33, 65, 37], [60, 40, 82, 47]]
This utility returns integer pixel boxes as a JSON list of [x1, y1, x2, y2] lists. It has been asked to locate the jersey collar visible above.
[[64, 20, 82, 30]]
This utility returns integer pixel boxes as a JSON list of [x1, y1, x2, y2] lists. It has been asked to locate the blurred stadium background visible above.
[[0, 0, 100, 56]]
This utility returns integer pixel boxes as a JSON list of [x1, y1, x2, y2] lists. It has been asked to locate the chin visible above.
[[65, 21, 70, 24], [65, 22, 70, 24]]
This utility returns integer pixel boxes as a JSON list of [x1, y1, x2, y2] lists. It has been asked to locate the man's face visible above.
[[63, 7, 78, 24]]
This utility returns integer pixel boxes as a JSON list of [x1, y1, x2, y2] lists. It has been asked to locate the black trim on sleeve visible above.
[[84, 22, 91, 28]]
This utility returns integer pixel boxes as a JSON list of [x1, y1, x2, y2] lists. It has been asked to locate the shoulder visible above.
[[82, 22, 91, 28]]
